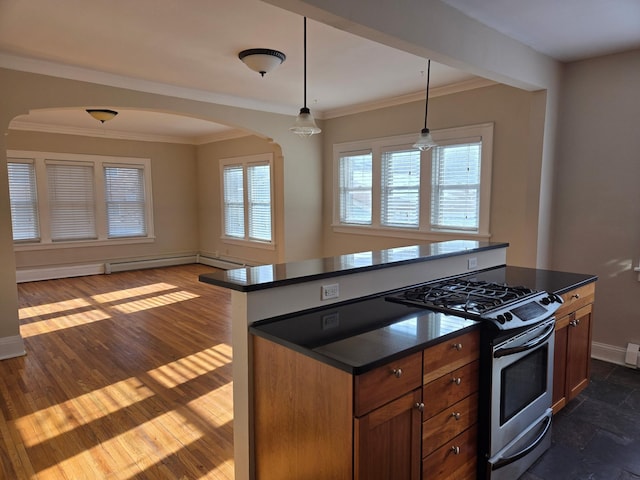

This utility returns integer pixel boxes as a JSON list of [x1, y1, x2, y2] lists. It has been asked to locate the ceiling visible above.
[[1, 0, 639, 142]]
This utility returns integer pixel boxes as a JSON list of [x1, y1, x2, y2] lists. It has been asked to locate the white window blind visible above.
[[7, 161, 40, 242], [47, 163, 97, 241], [339, 151, 372, 225], [104, 166, 147, 238], [381, 148, 420, 227], [247, 164, 271, 242], [431, 142, 481, 231], [223, 165, 245, 239]]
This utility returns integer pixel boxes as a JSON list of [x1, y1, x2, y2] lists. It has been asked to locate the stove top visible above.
[[386, 278, 563, 330]]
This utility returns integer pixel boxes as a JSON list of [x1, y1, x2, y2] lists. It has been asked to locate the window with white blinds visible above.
[[6, 150, 153, 246], [47, 163, 97, 241], [105, 166, 147, 238], [333, 123, 493, 238], [221, 154, 273, 244], [431, 142, 481, 231], [7, 161, 40, 242], [381, 148, 420, 227], [338, 151, 372, 225]]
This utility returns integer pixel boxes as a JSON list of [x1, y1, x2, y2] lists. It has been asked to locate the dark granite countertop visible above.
[[199, 240, 508, 292], [249, 265, 597, 375]]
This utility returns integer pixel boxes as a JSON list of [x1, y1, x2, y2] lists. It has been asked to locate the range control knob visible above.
[[505, 312, 513, 322], [541, 296, 551, 305], [496, 314, 506, 324]]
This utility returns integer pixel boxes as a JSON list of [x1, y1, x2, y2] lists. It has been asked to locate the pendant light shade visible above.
[[86, 109, 118, 123], [290, 17, 321, 137], [412, 59, 436, 151], [238, 48, 286, 77]]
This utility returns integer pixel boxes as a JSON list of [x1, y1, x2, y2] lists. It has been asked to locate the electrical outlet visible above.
[[321, 283, 339, 300], [468, 257, 478, 269], [321, 313, 340, 330]]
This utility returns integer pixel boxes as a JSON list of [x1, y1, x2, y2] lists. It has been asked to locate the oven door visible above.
[[490, 317, 555, 456]]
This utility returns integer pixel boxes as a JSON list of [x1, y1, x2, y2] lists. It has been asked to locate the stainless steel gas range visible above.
[[387, 276, 563, 480]]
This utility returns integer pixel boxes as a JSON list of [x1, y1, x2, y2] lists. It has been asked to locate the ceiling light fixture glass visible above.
[[86, 109, 118, 123], [238, 48, 286, 77], [412, 59, 437, 151], [289, 17, 321, 138]]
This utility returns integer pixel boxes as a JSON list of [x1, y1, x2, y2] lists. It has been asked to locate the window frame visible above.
[[220, 153, 275, 249], [332, 123, 493, 240], [7, 150, 154, 251]]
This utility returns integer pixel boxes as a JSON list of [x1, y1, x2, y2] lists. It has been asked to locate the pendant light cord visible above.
[[423, 59, 431, 130], [303, 17, 308, 109]]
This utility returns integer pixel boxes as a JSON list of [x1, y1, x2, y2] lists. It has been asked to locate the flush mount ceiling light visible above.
[[412, 59, 437, 151], [238, 48, 286, 77], [86, 109, 118, 123], [289, 17, 321, 138]]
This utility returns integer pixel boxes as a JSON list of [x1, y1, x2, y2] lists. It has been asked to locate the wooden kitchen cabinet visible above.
[[354, 389, 422, 480], [422, 330, 480, 480], [552, 282, 595, 413]]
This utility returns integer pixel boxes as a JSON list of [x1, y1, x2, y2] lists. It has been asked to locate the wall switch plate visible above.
[[468, 257, 478, 269], [321, 283, 339, 300]]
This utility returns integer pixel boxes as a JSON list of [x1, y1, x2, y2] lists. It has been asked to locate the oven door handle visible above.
[[494, 322, 554, 358], [492, 411, 552, 470]]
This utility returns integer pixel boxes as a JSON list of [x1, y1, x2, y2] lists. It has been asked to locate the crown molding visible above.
[[322, 77, 497, 119], [9, 120, 249, 145]]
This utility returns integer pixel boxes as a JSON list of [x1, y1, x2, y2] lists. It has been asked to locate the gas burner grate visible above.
[[398, 279, 537, 316]]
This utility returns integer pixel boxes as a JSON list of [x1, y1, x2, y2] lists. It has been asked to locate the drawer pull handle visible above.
[[571, 293, 580, 299], [569, 319, 581, 327], [452, 377, 462, 385], [392, 368, 403, 378], [415, 402, 425, 412], [451, 412, 461, 420], [450, 446, 461, 455], [452, 343, 463, 351]]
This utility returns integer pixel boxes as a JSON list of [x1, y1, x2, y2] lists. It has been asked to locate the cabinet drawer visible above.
[[423, 330, 480, 384], [422, 360, 479, 419], [355, 351, 422, 416], [422, 426, 477, 480], [555, 282, 595, 319], [422, 393, 478, 457]]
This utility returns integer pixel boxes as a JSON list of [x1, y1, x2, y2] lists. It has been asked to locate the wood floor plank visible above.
[[0, 264, 234, 479]]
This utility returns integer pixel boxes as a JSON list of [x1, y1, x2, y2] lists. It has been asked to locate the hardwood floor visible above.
[[0, 264, 234, 480]]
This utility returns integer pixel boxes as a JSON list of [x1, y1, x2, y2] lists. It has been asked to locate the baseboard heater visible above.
[[196, 254, 247, 270], [105, 255, 198, 274], [16, 254, 248, 283]]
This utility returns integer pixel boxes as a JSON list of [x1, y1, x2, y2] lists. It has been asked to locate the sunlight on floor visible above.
[[111, 290, 200, 314]]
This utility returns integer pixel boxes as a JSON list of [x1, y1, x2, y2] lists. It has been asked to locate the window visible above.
[[221, 153, 273, 244], [6, 151, 154, 247], [7, 161, 39, 242], [333, 123, 493, 239]]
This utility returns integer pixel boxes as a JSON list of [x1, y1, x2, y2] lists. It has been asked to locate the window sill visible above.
[[14, 236, 156, 251], [332, 225, 491, 242], [221, 237, 276, 251]]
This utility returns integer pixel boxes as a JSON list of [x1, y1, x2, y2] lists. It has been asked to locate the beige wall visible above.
[[8, 130, 200, 269], [197, 135, 285, 265], [552, 49, 640, 350], [322, 83, 545, 267]]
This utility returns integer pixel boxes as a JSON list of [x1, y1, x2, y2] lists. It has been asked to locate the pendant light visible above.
[[412, 59, 437, 151], [289, 17, 321, 137]]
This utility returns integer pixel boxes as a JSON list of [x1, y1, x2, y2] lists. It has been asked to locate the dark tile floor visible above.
[[523, 359, 640, 480]]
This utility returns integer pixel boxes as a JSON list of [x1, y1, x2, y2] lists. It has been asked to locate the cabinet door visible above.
[[355, 389, 422, 480], [552, 320, 568, 413], [566, 304, 593, 400]]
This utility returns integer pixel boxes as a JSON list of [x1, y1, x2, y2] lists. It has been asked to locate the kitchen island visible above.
[[199, 240, 509, 480], [198, 241, 596, 480], [248, 265, 596, 480]]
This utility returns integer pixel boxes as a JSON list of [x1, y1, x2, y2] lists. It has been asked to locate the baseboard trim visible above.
[[16, 263, 105, 283], [591, 341, 638, 368], [197, 255, 247, 270], [0, 335, 26, 360], [105, 255, 198, 274]]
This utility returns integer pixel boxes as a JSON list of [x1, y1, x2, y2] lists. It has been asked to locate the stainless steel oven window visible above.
[[500, 346, 548, 424]]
